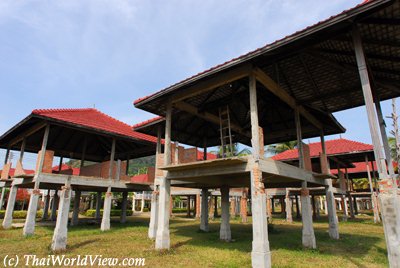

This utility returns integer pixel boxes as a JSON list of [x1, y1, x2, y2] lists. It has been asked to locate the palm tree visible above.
[[266, 141, 297, 155], [212, 143, 251, 158]]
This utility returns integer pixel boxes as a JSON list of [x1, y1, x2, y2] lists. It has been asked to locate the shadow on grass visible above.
[[68, 239, 100, 250]]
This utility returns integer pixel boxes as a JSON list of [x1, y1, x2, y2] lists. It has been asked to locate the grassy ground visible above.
[[0, 213, 387, 267]]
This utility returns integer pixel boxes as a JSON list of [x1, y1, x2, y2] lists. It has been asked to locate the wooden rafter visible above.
[[253, 67, 323, 129]]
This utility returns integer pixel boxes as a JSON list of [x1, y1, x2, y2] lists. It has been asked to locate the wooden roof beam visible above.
[[174, 101, 251, 138], [253, 67, 323, 130], [170, 64, 252, 104]]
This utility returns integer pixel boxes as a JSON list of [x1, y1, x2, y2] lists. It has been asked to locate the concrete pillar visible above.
[[240, 189, 248, 223], [95, 192, 102, 220], [186, 195, 191, 217], [140, 191, 145, 212], [195, 194, 201, 218], [132, 194, 136, 212], [89, 194, 94, 210], [2, 185, 18, 229], [23, 189, 41, 236], [155, 176, 171, 249], [0, 187, 6, 209], [348, 194, 355, 219], [250, 167, 271, 267], [220, 186, 231, 241], [51, 181, 72, 252], [285, 194, 292, 223], [120, 192, 128, 223], [50, 190, 59, 221], [295, 195, 300, 219], [315, 197, 321, 219], [208, 195, 215, 220], [342, 195, 348, 222], [301, 188, 316, 248], [214, 196, 218, 217], [148, 188, 159, 239], [100, 188, 112, 231], [266, 196, 272, 223], [71, 190, 81, 226], [353, 196, 358, 215], [42, 190, 50, 221], [200, 188, 209, 232], [326, 186, 339, 239]]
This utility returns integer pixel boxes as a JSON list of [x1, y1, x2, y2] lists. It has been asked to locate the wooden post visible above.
[[80, 137, 87, 169], [4, 147, 10, 165], [19, 138, 26, 163], [109, 139, 116, 180]]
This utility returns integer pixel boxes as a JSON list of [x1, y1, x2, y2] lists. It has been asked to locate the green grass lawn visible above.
[[0, 213, 387, 267]]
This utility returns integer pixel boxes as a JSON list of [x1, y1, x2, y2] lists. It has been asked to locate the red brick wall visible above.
[[35, 150, 54, 173]]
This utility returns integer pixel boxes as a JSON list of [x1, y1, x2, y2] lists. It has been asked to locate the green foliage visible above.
[[128, 155, 156, 176], [172, 208, 187, 213], [211, 143, 251, 158], [352, 178, 370, 190], [0, 210, 44, 219], [266, 141, 297, 155], [85, 209, 133, 217]]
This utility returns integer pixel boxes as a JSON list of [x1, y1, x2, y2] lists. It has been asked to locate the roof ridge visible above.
[[32, 108, 96, 114], [132, 116, 164, 129]]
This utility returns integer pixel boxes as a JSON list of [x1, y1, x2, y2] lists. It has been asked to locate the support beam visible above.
[[253, 67, 322, 129], [24, 124, 50, 236], [200, 188, 209, 232], [51, 178, 72, 252], [155, 101, 172, 250], [249, 74, 271, 268]]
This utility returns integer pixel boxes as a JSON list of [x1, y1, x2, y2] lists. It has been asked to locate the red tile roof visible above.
[[32, 108, 157, 143], [272, 138, 373, 161], [331, 161, 397, 175], [132, 116, 164, 129], [133, 0, 377, 106], [197, 151, 217, 161], [130, 174, 151, 184]]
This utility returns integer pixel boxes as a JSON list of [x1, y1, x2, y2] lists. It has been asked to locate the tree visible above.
[[266, 141, 297, 155], [212, 143, 251, 158]]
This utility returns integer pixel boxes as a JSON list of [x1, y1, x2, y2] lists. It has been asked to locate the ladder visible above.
[[219, 106, 234, 157]]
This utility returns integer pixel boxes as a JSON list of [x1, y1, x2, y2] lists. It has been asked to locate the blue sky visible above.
[[0, 0, 397, 167]]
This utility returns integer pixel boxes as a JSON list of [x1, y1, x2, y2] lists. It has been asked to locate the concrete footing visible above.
[[71, 190, 81, 226], [51, 182, 72, 252], [23, 190, 40, 236], [100, 190, 112, 231], [155, 176, 171, 249], [300, 189, 316, 249], [220, 186, 231, 241], [148, 188, 159, 239], [250, 167, 271, 268], [379, 191, 400, 267], [326, 186, 339, 239], [120, 192, 128, 223], [200, 188, 209, 232], [2, 185, 18, 229]]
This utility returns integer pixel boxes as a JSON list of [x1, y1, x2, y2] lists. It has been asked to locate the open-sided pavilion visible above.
[[0, 108, 156, 251], [134, 0, 400, 267]]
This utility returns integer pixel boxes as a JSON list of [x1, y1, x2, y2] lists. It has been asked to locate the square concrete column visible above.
[[220, 186, 231, 241], [120, 192, 128, 224], [2, 185, 18, 229], [42, 190, 50, 220], [155, 176, 171, 249], [0, 187, 6, 210], [101, 188, 112, 231], [50, 190, 59, 221], [71, 190, 81, 226], [342, 195, 348, 222], [285, 195, 293, 223], [200, 188, 209, 232], [300, 188, 316, 248], [348, 194, 355, 219], [266, 196, 272, 223], [195, 194, 201, 218], [23, 188, 41, 236], [186, 195, 191, 217], [326, 185, 339, 239], [51, 181, 72, 252], [95, 192, 102, 220], [250, 167, 271, 268], [208, 195, 215, 220], [148, 187, 159, 239]]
